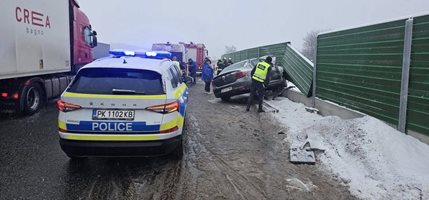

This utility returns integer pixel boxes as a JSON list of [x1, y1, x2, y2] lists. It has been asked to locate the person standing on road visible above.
[[188, 58, 197, 85], [246, 56, 273, 112], [228, 57, 233, 65], [222, 57, 228, 67], [201, 59, 214, 94], [216, 59, 224, 75]]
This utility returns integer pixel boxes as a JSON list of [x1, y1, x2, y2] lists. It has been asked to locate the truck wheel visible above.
[[221, 96, 230, 102], [20, 83, 42, 115]]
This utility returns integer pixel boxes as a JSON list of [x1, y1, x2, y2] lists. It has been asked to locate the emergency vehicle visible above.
[[152, 42, 208, 71], [57, 50, 188, 159]]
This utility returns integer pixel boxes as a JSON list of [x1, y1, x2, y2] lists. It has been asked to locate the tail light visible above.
[[236, 71, 246, 79], [1, 92, 19, 100], [146, 101, 179, 114], [12, 93, 19, 100], [57, 100, 81, 112]]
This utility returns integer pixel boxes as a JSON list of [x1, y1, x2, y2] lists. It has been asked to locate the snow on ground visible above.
[[269, 97, 429, 200]]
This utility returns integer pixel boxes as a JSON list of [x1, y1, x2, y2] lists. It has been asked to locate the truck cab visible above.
[[71, 0, 97, 72]]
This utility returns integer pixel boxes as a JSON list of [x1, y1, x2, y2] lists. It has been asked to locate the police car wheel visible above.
[[20, 83, 42, 115], [221, 96, 230, 102], [172, 140, 183, 160]]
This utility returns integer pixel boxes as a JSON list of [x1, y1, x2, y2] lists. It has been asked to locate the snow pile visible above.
[[269, 97, 429, 199]]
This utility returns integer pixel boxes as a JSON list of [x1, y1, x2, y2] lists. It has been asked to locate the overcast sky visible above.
[[79, 0, 429, 58]]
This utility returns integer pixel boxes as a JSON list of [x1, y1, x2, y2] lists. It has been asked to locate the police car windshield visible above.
[[67, 68, 164, 95]]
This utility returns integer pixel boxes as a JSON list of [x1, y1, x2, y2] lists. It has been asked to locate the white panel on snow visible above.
[[289, 146, 316, 164]]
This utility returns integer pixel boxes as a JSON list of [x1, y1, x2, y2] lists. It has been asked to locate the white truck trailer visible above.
[[0, 0, 97, 114]]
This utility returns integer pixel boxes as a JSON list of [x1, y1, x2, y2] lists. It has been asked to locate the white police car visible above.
[[57, 50, 188, 159]]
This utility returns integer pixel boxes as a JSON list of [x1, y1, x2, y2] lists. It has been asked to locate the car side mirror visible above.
[[91, 35, 98, 48]]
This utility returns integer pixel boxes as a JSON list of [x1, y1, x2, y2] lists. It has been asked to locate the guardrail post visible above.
[[398, 18, 414, 133], [312, 36, 319, 107]]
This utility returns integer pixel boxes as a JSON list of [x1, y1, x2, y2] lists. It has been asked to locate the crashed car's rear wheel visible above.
[[221, 96, 230, 102]]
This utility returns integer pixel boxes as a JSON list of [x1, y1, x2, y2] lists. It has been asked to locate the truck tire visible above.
[[19, 83, 43, 115]]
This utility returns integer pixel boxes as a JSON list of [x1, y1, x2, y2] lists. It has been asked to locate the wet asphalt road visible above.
[[0, 82, 356, 200]]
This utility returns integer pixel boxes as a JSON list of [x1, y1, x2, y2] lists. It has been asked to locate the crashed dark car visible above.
[[212, 58, 286, 101]]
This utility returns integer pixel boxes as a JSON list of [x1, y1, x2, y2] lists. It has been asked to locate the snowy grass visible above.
[[269, 97, 429, 200]]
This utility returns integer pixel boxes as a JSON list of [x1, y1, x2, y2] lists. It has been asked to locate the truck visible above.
[[0, 0, 97, 115], [151, 42, 208, 71]]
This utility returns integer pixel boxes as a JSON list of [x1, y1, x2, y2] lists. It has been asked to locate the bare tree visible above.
[[225, 45, 237, 54], [301, 30, 327, 61]]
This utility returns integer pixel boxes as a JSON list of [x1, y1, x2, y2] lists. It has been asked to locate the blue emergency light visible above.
[[109, 50, 172, 59]]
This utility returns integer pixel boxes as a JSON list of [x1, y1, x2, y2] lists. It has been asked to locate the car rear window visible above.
[[250, 58, 260, 66], [219, 60, 247, 75], [67, 68, 164, 95]]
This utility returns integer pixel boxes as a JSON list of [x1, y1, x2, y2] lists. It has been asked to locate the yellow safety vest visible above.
[[252, 61, 271, 83]]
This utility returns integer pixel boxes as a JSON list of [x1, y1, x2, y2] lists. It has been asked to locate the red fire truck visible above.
[[152, 42, 208, 71]]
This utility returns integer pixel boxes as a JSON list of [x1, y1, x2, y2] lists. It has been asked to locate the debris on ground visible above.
[[269, 98, 429, 200], [262, 101, 279, 113], [289, 143, 316, 165], [305, 107, 319, 114]]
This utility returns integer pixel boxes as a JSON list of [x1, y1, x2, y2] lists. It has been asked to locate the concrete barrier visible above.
[[284, 89, 429, 144]]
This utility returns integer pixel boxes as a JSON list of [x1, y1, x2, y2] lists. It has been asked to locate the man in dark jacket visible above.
[[227, 58, 233, 65], [246, 56, 272, 112], [216, 59, 224, 75], [188, 58, 197, 85], [202, 59, 214, 93]]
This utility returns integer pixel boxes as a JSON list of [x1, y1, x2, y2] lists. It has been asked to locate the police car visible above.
[[57, 50, 188, 159]]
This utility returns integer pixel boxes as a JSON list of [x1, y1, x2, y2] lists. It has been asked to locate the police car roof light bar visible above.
[[109, 50, 172, 59]]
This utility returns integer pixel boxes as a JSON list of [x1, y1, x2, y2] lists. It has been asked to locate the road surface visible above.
[[0, 82, 356, 200]]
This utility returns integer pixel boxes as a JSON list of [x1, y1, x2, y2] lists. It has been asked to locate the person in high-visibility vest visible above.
[[246, 56, 273, 112]]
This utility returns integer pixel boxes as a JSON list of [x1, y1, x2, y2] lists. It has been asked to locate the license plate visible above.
[[92, 109, 135, 120], [221, 87, 232, 93]]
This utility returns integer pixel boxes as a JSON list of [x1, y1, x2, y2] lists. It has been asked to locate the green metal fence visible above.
[[316, 19, 406, 125], [220, 13, 429, 138], [223, 42, 289, 63], [222, 42, 314, 96], [407, 15, 429, 135], [283, 44, 313, 96], [316, 14, 429, 137]]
